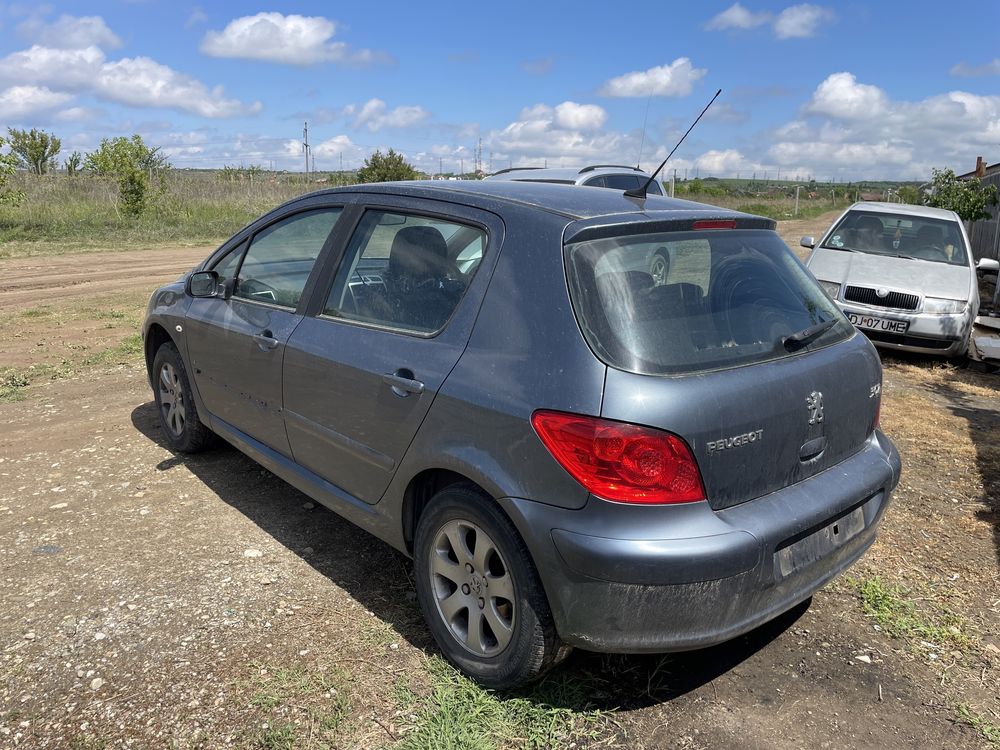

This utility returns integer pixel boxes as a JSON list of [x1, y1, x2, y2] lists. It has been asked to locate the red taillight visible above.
[[530, 410, 705, 504], [692, 219, 737, 230]]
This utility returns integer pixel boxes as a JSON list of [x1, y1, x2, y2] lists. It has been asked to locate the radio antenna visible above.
[[636, 89, 653, 170], [625, 88, 721, 200]]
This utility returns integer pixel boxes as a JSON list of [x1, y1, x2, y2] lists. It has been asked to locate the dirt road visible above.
[[1, 228, 998, 749]]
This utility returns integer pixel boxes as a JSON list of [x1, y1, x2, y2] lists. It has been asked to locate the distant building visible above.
[[958, 156, 1000, 262]]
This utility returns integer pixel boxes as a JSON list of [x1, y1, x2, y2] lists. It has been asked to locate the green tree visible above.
[[7, 127, 61, 175], [356, 148, 417, 183], [926, 168, 998, 222], [0, 137, 26, 206], [84, 135, 169, 217], [896, 185, 922, 205], [64, 151, 82, 176]]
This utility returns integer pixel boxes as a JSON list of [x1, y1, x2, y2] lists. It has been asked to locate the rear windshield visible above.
[[566, 229, 853, 375], [821, 210, 968, 265]]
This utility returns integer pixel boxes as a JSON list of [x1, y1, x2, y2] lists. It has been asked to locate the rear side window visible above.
[[323, 211, 487, 334], [566, 229, 852, 375]]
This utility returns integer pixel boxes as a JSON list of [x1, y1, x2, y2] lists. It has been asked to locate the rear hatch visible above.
[[564, 218, 881, 510]]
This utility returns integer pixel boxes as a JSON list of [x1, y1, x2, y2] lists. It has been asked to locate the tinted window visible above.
[[234, 208, 342, 308], [324, 211, 486, 334], [602, 174, 642, 190], [566, 229, 852, 375], [583, 176, 607, 188], [646, 180, 663, 195], [821, 210, 968, 265]]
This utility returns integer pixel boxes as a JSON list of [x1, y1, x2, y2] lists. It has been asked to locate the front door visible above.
[[283, 204, 499, 503], [185, 206, 343, 456]]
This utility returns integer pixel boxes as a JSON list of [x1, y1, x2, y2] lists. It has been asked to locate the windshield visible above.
[[566, 229, 852, 375], [820, 210, 968, 266]]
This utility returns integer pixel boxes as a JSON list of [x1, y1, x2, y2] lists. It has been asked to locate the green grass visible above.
[[956, 704, 1000, 746], [0, 369, 30, 402], [0, 172, 327, 258], [80, 333, 143, 367], [397, 657, 604, 750], [240, 722, 297, 750], [855, 576, 973, 650]]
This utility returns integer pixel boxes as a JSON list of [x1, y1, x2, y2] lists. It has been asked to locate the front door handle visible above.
[[252, 330, 280, 351], [382, 369, 424, 397]]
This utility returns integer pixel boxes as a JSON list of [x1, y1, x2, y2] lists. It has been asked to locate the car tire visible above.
[[414, 484, 568, 689], [151, 342, 214, 453], [650, 249, 670, 286]]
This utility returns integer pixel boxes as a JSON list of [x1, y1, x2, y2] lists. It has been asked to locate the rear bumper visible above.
[[500, 430, 901, 653]]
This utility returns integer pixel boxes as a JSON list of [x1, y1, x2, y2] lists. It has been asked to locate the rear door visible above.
[[565, 225, 880, 509], [184, 206, 344, 456], [283, 198, 503, 504]]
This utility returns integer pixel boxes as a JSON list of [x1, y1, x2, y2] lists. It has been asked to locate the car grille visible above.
[[843, 286, 919, 311]]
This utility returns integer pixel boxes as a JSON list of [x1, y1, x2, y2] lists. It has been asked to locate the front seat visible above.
[[384, 226, 462, 331], [912, 225, 948, 261]]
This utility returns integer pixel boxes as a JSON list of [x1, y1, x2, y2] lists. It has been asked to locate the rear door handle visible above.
[[382, 370, 424, 397], [252, 330, 280, 351]]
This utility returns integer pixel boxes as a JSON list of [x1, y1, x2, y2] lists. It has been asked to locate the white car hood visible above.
[[808, 248, 972, 300]]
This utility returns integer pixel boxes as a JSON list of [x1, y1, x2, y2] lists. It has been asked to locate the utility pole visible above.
[[794, 185, 801, 216], [303, 121, 310, 177]]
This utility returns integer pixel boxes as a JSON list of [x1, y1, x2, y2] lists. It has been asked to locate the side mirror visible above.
[[800, 236, 816, 249], [188, 270, 221, 297], [976, 257, 1000, 274]]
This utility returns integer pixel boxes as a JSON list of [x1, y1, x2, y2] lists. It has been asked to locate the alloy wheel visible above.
[[428, 519, 516, 657], [158, 363, 186, 437]]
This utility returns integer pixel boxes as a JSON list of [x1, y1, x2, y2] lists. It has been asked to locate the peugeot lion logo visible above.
[[807, 391, 824, 425]]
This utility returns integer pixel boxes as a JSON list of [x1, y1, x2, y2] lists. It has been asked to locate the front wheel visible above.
[[151, 342, 213, 453], [413, 485, 568, 689]]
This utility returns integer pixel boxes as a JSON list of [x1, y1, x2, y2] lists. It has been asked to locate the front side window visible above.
[[566, 229, 852, 375], [324, 211, 486, 334], [234, 208, 343, 308], [820, 210, 968, 265]]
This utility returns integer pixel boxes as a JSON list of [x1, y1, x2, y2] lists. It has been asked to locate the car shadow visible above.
[[131, 401, 807, 710], [925, 377, 1000, 570]]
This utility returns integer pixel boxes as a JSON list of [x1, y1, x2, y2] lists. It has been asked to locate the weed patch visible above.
[[956, 704, 1000, 746], [397, 657, 603, 750], [855, 576, 973, 651]]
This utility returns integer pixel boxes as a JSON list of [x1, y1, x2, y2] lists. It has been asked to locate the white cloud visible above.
[[54, 105, 105, 122], [94, 57, 261, 118], [950, 59, 1000, 77], [0, 45, 105, 89], [554, 102, 607, 131], [344, 99, 429, 131], [0, 44, 261, 118], [18, 14, 122, 49], [773, 4, 833, 39], [600, 58, 706, 98], [185, 7, 208, 29], [0, 85, 72, 120], [705, 3, 771, 31], [805, 72, 888, 119], [705, 3, 833, 39], [200, 12, 390, 66], [768, 71, 1000, 179]]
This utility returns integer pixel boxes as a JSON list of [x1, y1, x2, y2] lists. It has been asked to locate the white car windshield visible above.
[[821, 211, 968, 266]]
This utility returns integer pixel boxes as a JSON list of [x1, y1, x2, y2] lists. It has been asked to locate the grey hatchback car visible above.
[[143, 181, 901, 689]]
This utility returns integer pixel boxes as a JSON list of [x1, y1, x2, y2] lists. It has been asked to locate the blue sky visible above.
[[1, 1, 999, 180]]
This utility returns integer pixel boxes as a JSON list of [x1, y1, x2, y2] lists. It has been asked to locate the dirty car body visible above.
[[143, 181, 901, 688], [805, 202, 984, 357]]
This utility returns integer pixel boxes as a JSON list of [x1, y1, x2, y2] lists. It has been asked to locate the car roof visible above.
[[309, 179, 753, 223], [484, 166, 649, 183], [846, 201, 959, 222]]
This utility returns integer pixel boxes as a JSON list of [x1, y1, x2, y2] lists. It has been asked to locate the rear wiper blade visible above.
[[782, 319, 837, 350]]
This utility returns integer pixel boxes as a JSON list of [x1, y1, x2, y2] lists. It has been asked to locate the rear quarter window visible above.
[[566, 229, 853, 375]]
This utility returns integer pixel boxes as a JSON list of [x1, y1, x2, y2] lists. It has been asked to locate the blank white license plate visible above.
[[847, 313, 908, 334]]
